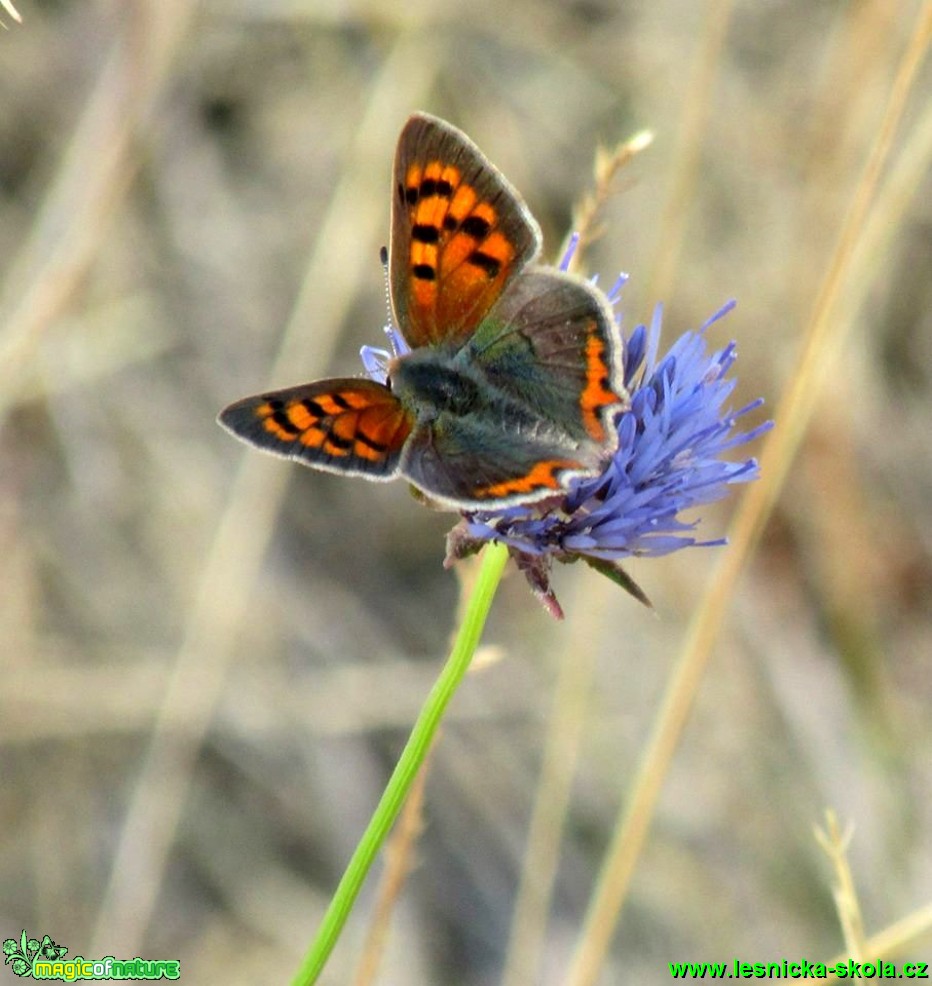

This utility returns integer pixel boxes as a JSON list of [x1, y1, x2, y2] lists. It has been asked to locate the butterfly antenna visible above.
[[379, 246, 393, 326], [377, 245, 408, 358]]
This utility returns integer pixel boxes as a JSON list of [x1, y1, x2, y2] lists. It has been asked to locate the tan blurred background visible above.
[[1, 1, 930, 983]]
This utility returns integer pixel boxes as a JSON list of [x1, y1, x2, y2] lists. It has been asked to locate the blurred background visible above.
[[2, 1, 930, 983]]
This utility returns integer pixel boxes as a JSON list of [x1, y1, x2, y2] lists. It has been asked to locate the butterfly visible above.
[[219, 113, 628, 511]]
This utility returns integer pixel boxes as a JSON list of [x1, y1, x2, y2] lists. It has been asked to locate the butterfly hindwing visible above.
[[466, 266, 627, 448], [218, 379, 413, 479], [391, 113, 542, 350], [401, 411, 594, 509]]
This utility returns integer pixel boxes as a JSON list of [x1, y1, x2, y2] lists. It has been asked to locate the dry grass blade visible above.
[[814, 811, 866, 959], [824, 904, 932, 981], [733, 3, 932, 541], [563, 131, 653, 271], [817, 812, 932, 981], [1, 0, 22, 25]]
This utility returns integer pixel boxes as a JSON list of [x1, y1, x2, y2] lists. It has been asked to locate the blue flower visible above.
[[445, 287, 771, 618]]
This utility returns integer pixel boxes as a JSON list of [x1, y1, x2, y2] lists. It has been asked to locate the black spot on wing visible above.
[[355, 431, 389, 453], [412, 224, 440, 244], [325, 430, 353, 451], [419, 178, 454, 199], [467, 250, 501, 278], [269, 407, 300, 436], [460, 215, 491, 240]]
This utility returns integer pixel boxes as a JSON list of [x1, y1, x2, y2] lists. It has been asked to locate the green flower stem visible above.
[[292, 541, 510, 986]]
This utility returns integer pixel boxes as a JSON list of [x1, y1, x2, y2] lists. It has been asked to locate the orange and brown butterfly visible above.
[[219, 113, 628, 510]]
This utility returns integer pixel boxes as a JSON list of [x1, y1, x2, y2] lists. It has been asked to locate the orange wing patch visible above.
[[349, 400, 413, 463], [579, 329, 625, 443], [243, 387, 412, 470], [475, 458, 579, 500]]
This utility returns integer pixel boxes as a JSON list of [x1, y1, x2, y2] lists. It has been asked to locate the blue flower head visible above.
[[442, 256, 771, 617]]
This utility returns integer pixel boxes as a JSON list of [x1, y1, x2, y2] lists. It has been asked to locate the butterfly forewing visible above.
[[391, 113, 542, 350], [218, 379, 413, 479]]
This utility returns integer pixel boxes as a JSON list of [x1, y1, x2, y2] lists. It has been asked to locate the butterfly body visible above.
[[220, 113, 628, 510]]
